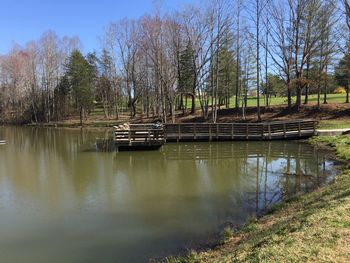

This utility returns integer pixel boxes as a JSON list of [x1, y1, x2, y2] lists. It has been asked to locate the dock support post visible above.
[[194, 123, 197, 140], [313, 121, 317, 135], [231, 123, 234, 140], [246, 124, 249, 140], [209, 124, 212, 141], [216, 124, 219, 140]]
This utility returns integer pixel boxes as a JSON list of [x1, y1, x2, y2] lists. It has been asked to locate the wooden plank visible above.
[[116, 121, 318, 145]]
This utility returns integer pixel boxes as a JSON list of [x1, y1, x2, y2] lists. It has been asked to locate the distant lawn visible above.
[[319, 120, 350, 130], [86, 94, 348, 120], [182, 94, 348, 109]]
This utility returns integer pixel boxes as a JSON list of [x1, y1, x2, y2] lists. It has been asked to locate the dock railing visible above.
[[114, 120, 318, 146], [114, 124, 164, 146], [164, 120, 318, 142]]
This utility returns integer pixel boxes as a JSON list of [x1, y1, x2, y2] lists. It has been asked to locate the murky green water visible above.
[[0, 126, 337, 263]]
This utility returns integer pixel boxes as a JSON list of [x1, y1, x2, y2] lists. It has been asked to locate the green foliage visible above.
[[334, 86, 347, 94], [179, 44, 196, 94], [66, 50, 95, 114], [222, 226, 235, 243], [262, 74, 285, 97], [165, 250, 200, 263], [216, 46, 237, 101], [335, 54, 350, 88], [54, 75, 71, 118], [311, 135, 350, 162]]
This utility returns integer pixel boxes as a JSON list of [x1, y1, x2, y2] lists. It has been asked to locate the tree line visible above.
[[1, 0, 350, 124]]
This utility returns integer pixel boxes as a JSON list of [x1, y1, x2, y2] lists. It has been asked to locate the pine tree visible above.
[[217, 46, 237, 109], [335, 53, 350, 103], [179, 44, 196, 113], [66, 50, 95, 126], [54, 74, 71, 119]]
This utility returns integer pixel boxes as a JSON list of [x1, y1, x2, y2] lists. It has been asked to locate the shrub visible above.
[[334, 87, 346, 94]]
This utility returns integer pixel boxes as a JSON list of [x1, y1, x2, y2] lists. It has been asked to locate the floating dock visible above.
[[114, 120, 318, 150]]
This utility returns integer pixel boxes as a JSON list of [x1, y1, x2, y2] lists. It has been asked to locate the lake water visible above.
[[0, 126, 338, 263]]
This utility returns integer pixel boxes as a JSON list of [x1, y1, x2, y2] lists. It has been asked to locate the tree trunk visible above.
[[287, 82, 292, 111], [131, 99, 137, 118], [296, 86, 302, 111], [80, 106, 84, 127], [323, 63, 328, 104], [304, 58, 310, 104], [256, 0, 261, 121], [317, 83, 321, 110]]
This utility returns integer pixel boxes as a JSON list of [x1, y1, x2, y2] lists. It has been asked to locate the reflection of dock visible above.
[[163, 142, 316, 160], [0, 140, 6, 145], [114, 121, 318, 150]]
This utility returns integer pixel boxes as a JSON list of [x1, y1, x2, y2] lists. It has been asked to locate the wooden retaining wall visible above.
[[164, 120, 318, 142]]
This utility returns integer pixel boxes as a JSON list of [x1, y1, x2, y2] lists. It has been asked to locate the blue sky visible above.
[[0, 0, 195, 54]]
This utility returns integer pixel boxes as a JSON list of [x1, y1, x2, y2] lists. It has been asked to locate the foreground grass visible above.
[[168, 135, 350, 263]]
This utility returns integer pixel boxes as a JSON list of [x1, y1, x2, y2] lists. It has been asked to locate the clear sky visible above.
[[0, 0, 195, 54]]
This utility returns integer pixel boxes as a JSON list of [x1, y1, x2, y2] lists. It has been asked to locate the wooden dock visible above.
[[114, 124, 164, 151], [165, 120, 318, 142], [114, 121, 318, 150]]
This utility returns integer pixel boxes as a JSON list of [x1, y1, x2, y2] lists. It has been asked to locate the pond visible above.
[[0, 126, 338, 263]]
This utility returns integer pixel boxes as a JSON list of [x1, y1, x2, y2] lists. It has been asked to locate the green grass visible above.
[[319, 120, 350, 130], [167, 135, 350, 263], [311, 136, 350, 161], [91, 94, 348, 117], [182, 94, 348, 109]]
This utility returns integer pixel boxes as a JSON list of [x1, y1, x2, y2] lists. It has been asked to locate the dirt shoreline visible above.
[[13, 103, 350, 129]]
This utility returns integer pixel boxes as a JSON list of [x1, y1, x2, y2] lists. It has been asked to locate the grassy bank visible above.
[[169, 135, 350, 263]]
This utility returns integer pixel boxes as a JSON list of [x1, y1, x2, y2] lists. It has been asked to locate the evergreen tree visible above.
[[179, 44, 196, 113], [217, 46, 237, 108], [66, 50, 95, 126], [97, 49, 116, 117], [335, 53, 350, 103], [54, 74, 71, 119]]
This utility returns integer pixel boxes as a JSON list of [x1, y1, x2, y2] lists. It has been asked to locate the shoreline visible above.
[[165, 135, 350, 263]]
